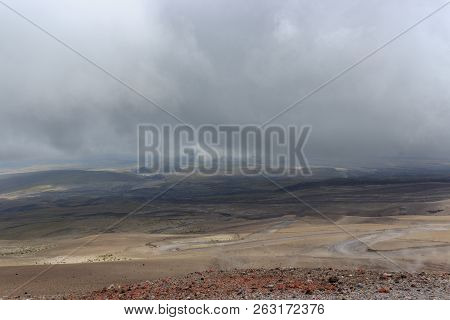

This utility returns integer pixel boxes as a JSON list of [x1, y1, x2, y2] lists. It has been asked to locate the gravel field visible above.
[[75, 268, 450, 300]]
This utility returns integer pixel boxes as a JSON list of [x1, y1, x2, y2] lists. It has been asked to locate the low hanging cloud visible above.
[[1, 0, 449, 166]]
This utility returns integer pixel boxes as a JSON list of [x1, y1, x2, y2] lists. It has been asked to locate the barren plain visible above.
[[0, 167, 449, 299]]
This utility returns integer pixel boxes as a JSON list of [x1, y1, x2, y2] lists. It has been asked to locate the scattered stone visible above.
[[378, 287, 390, 294], [328, 276, 339, 284], [34, 268, 447, 300]]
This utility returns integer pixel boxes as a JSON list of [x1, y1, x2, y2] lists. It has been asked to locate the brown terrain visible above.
[[1, 214, 449, 299], [77, 268, 450, 300], [0, 169, 450, 299]]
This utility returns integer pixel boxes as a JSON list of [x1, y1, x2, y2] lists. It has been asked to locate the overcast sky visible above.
[[1, 0, 450, 167]]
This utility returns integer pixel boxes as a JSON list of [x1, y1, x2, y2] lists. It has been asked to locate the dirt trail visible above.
[[331, 224, 450, 256]]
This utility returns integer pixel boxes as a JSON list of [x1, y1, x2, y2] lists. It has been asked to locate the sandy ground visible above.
[[1, 214, 449, 299]]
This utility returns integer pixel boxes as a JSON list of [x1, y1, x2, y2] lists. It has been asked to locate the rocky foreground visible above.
[[74, 268, 450, 300]]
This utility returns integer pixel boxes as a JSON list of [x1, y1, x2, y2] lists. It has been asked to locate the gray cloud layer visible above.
[[1, 0, 450, 166]]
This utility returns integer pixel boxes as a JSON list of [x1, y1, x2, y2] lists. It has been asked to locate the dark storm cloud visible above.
[[0, 0, 449, 165]]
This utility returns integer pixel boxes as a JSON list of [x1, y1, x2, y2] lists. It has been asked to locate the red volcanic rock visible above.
[[69, 268, 449, 300]]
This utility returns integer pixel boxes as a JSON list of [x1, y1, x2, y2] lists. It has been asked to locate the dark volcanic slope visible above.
[[1, 168, 450, 239]]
